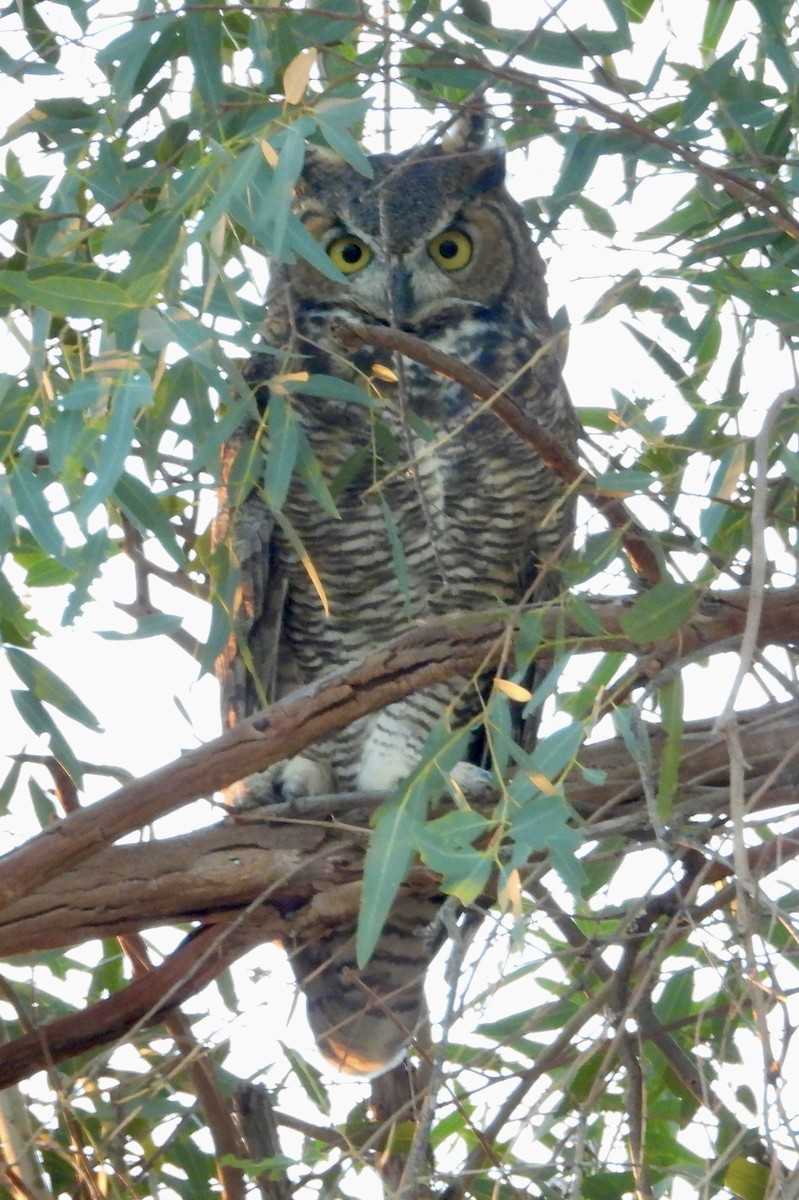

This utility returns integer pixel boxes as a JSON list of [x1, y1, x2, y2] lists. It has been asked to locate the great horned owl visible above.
[[215, 123, 578, 1076]]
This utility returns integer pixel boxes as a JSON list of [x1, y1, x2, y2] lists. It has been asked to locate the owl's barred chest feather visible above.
[[275, 310, 564, 647], [218, 130, 578, 1075]]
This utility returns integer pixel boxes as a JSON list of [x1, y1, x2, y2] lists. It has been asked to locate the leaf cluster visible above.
[[1, 2, 798, 1199]]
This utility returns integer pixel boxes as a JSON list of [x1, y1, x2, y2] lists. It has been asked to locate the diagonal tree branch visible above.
[[332, 318, 663, 584], [1, 586, 798, 911]]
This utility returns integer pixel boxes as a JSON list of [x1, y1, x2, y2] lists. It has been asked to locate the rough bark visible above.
[[1, 585, 797, 912]]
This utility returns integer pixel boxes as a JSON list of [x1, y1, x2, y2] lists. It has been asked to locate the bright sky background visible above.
[[0, 2, 797, 1195]]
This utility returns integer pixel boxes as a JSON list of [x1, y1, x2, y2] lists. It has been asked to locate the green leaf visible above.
[[724, 1159, 770, 1200], [507, 792, 584, 894], [263, 393, 300, 512], [99, 613, 186, 641], [357, 722, 472, 967], [0, 270, 132, 319], [282, 1046, 331, 1116], [113, 472, 185, 566], [618, 580, 697, 643], [380, 498, 412, 618], [701, 0, 735, 51], [11, 690, 84, 785], [626, 0, 655, 16], [271, 122, 306, 260], [656, 674, 684, 819], [415, 811, 493, 903], [281, 374, 373, 406], [184, 3, 223, 111], [593, 469, 659, 495], [357, 792, 425, 968], [76, 374, 153, 524], [0, 757, 23, 812], [549, 127, 602, 218], [0, 572, 39, 646], [6, 647, 102, 731], [295, 430, 340, 519], [8, 454, 65, 557]]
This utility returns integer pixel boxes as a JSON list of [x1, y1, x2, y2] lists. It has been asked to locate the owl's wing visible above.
[[213, 359, 294, 733]]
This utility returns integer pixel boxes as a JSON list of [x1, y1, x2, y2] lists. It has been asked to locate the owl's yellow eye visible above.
[[327, 235, 373, 274], [427, 229, 473, 271]]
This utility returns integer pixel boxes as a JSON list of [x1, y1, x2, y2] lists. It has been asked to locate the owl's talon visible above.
[[231, 756, 335, 807]]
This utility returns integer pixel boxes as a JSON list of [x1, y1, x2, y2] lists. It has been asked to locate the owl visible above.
[[215, 121, 578, 1077]]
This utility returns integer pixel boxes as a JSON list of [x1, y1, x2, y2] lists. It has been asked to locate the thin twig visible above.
[[333, 318, 662, 584]]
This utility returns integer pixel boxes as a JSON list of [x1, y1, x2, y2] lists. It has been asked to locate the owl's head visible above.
[[280, 133, 546, 332]]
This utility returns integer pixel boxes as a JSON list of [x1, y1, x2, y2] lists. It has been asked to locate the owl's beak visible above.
[[387, 262, 415, 323]]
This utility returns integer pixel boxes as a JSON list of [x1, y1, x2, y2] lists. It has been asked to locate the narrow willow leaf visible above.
[[656, 675, 684, 819], [281, 1046, 330, 1116], [113, 472, 184, 566], [356, 794, 424, 968], [271, 122, 306, 259], [316, 117, 373, 177], [76, 373, 153, 524], [507, 793, 584, 894], [593, 468, 658, 495], [414, 828, 492, 904], [281, 374, 373, 406], [272, 509, 329, 616], [0, 269, 131, 318], [11, 689, 84, 784], [618, 580, 697, 643], [295, 429, 340, 519], [263, 392, 299, 512], [0, 572, 39, 646], [9, 454, 64, 557], [184, 3, 222, 110], [99, 613, 185, 640], [379, 498, 412, 616], [287, 213, 351, 282], [528, 721, 585, 781], [7, 646, 102, 730]]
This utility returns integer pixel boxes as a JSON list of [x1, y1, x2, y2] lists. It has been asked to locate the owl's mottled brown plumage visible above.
[[215, 127, 578, 1075]]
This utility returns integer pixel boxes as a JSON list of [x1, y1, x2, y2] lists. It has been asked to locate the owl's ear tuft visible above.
[[464, 147, 507, 195], [441, 102, 490, 152], [297, 143, 342, 196]]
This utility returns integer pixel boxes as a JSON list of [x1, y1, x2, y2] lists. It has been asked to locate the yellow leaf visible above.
[[260, 138, 279, 168], [498, 868, 522, 915], [300, 550, 329, 617], [493, 677, 532, 703], [528, 772, 558, 795], [372, 363, 398, 383], [270, 371, 309, 396], [283, 47, 317, 105]]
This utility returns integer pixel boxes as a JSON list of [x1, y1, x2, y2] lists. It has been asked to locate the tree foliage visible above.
[[0, 1, 798, 1198]]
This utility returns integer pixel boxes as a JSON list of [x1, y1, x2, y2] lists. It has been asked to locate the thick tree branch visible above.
[[0, 700, 796, 959], [1, 586, 798, 911]]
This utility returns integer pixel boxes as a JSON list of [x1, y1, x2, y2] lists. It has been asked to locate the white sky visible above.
[[0, 2, 797, 1195]]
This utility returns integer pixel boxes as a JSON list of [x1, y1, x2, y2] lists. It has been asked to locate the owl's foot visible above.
[[448, 761, 497, 806], [233, 755, 336, 808]]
